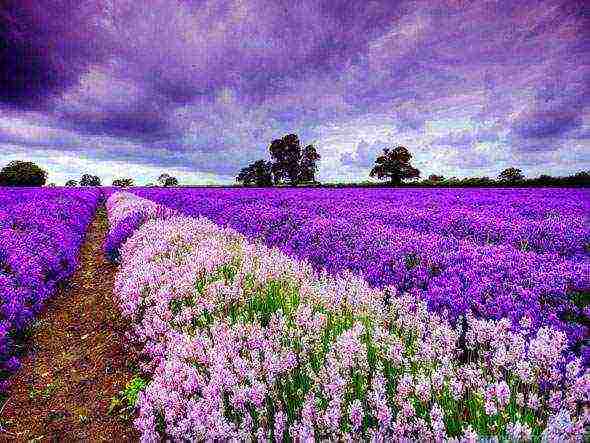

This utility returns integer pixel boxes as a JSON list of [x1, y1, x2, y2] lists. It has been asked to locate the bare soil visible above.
[[0, 206, 139, 442]]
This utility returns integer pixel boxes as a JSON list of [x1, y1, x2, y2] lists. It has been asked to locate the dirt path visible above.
[[0, 206, 139, 442]]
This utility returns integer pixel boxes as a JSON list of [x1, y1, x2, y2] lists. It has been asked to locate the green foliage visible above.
[[79, 174, 101, 186], [108, 376, 148, 420], [498, 167, 525, 183], [236, 160, 273, 186], [236, 133, 321, 186], [112, 177, 135, 187], [29, 380, 61, 401], [178, 257, 555, 439], [158, 173, 179, 187], [0, 160, 47, 187], [369, 146, 420, 185]]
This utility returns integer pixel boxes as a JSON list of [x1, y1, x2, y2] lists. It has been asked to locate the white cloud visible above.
[[0, 144, 227, 186]]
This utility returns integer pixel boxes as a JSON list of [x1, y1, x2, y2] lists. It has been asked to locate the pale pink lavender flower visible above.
[[348, 399, 363, 432], [106, 192, 589, 442], [506, 421, 532, 441]]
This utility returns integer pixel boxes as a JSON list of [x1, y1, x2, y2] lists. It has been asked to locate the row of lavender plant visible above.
[[107, 192, 589, 441], [132, 188, 590, 258], [0, 188, 100, 391], [125, 188, 589, 361]]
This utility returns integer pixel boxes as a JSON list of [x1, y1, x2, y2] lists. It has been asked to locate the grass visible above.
[[28, 380, 61, 401], [108, 376, 148, 421]]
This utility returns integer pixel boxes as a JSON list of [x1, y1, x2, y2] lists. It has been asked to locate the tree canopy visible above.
[[298, 144, 321, 183], [65, 179, 78, 187], [236, 133, 321, 186], [236, 160, 273, 186], [79, 174, 101, 186], [112, 178, 135, 187], [0, 161, 47, 187], [369, 146, 420, 185], [158, 173, 179, 187], [269, 134, 303, 185], [498, 167, 525, 183]]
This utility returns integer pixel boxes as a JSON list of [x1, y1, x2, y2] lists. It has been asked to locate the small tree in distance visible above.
[[269, 134, 303, 185], [236, 160, 273, 186], [369, 146, 420, 185], [299, 145, 321, 183], [158, 173, 179, 187], [498, 167, 524, 183], [0, 161, 47, 187], [428, 174, 445, 182], [65, 179, 78, 187], [80, 174, 101, 186], [112, 178, 135, 187]]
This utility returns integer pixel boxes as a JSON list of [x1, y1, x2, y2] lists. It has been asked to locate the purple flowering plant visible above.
[[0, 188, 100, 392], [108, 192, 589, 441]]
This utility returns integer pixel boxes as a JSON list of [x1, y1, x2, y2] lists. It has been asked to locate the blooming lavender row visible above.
[[103, 191, 179, 263], [107, 192, 589, 441], [132, 187, 590, 258], [0, 188, 100, 391], [126, 188, 589, 359]]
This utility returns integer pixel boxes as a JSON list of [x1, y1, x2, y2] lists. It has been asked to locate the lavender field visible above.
[[0, 187, 588, 439], [125, 188, 590, 350], [99, 188, 590, 441], [3, 0, 590, 439], [0, 189, 100, 390]]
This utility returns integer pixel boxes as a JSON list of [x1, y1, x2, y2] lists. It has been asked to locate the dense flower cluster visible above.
[[126, 188, 590, 359], [104, 191, 178, 263], [108, 192, 589, 442], [0, 188, 100, 391]]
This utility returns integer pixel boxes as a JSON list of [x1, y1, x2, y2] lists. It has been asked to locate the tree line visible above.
[[236, 134, 321, 186], [0, 161, 180, 187], [1, 141, 589, 188], [235, 135, 589, 187]]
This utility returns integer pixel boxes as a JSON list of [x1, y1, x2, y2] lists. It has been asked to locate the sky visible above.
[[0, 0, 589, 185]]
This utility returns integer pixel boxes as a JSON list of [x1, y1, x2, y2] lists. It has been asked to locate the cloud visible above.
[[340, 139, 389, 168], [0, 0, 112, 107], [512, 108, 583, 139], [444, 149, 494, 169], [431, 126, 500, 149], [0, 0, 589, 178]]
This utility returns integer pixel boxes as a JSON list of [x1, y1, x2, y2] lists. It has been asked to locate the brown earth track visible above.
[[0, 206, 139, 442]]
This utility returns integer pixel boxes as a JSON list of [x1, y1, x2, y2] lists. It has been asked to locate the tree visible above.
[[158, 173, 179, 187], [428, 174, 445, 182], [164, 176, 178, 186], [498, 167, 524, 183], [112, 178, 135, 187], [65, 179, 78, 187], [567, 170, 590, 186], [369, 146, 420, 185], [298, 145, 321, 183], [269, 134, 302, 185], [236, 160, 273, 186], [47, 183, 57, 187], [267, 134, 322, 185], [79, 174, 101, 186], [0, 161, 47, 187]]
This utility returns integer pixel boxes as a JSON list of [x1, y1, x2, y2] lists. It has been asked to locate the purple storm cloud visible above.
[[0, 0, 588, 182]]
